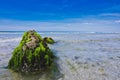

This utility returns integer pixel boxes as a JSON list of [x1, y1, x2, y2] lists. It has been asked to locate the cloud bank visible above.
[[0, 17, 120, 33]]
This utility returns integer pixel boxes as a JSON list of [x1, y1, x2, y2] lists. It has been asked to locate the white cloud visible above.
[[100, 13, 120, 17], [0, 18, 120, 32], [82, 22, 93, 25], [115, 20, 120, 23]]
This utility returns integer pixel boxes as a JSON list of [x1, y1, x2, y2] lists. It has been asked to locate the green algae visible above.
[[43, 37, 55, 44], [8, 30, 57, 74]]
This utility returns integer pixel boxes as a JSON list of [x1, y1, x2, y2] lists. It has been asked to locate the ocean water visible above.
[[0, 31, 120, 80]]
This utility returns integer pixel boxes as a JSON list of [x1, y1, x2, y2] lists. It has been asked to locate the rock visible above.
[[43, 37, 55, 44], [74, 56, 79, 59], [8, 30, 56, 73], [25, 41, 36, 50], [22, 45, 27, 51]]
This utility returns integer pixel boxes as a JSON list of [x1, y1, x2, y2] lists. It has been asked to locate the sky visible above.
[[0, 0, 120, 32]]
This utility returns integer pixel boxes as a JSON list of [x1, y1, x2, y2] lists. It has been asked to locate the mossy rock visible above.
[[43, 37, 55, 44], [8, 30, 56, 73]]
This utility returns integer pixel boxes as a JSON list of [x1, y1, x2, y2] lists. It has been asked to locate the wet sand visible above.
[[0, 33, 120, 80], [50, 33, 120, 80]]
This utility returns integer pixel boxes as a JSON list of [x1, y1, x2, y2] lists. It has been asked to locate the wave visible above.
[[0, 31, 120, 35], [0, 38, 21, 43]]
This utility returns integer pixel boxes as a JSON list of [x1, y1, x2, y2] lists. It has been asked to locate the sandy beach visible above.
[[0, 32, 120, 80]]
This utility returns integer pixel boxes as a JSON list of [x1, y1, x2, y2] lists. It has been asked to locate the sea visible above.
[[0, 31, 120, 80]]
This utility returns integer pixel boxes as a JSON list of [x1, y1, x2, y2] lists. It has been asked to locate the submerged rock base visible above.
[[8, 30, 56, 73]]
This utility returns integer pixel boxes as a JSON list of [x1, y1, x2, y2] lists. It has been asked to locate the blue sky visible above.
[[0, 0, 120, 32]]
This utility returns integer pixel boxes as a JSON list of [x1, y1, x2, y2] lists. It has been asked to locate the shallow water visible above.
[[0, 32, 120, 80]]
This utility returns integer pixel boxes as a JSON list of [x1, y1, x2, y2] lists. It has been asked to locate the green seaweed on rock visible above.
[[43, 37, 55, 44], [8, 30, 57, 74]]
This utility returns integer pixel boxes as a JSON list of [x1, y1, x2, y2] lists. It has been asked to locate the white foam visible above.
[[0, 38, 21, 43]]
